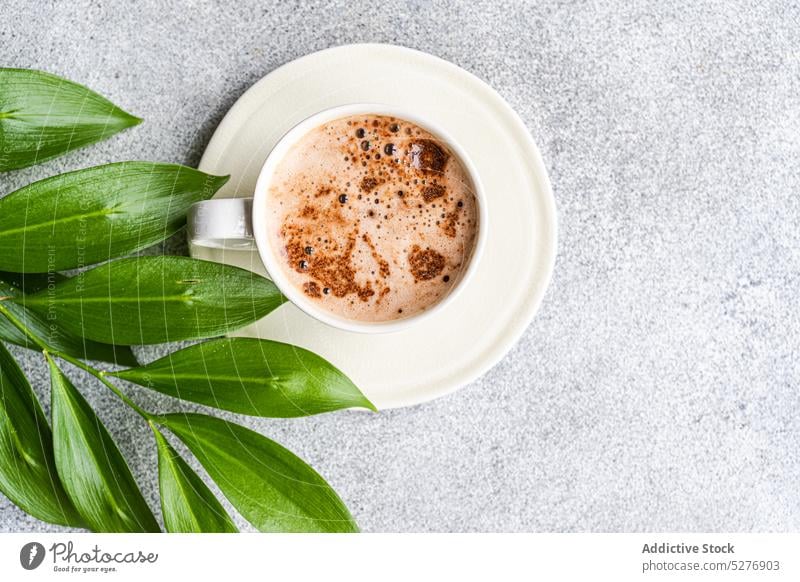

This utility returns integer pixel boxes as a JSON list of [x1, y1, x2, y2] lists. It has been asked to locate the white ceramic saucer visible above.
[[192, 44, 557, 409]]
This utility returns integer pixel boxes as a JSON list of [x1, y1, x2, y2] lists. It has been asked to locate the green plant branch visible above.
[[0, 68, 363, 533], [0, 302, 151, 419]]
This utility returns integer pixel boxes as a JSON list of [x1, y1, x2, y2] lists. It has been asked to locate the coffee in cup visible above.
[[189, 104, 486, 334]]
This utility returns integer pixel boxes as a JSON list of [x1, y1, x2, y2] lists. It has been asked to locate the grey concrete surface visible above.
[[1, 0, 799, 532]]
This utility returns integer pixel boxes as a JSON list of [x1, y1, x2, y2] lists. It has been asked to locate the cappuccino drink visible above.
[[264, 114, 479, 323]]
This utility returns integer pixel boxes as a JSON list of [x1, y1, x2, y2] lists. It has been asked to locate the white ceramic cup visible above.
[[188, 103, 487, 334]]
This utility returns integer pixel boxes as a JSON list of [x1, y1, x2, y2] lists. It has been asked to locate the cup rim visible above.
[[251, 103, 488, 334]]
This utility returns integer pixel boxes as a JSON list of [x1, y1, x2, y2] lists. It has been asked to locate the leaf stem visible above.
[[0, 302, 48, 351], [55, 352, 152, 420], [0, 302, 151, 420]]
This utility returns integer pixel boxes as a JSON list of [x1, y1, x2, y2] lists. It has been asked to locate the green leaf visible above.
[[21, 256, 285, 345], [159, 413, 358, 533], [0, 162, 229, 272], [0, 280, 137, 366], [152, 427, 237, 533], [0, 271, 67, 294], [0, 68, 140, 172], [113, 338, 375, 417], [0, 343, 84, 527], [48, 357, 159, 532]]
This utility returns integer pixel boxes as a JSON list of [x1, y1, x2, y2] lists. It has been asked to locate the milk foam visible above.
[[264, 114, 478, 322]]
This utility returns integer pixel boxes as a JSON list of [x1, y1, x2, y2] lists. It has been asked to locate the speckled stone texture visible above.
[[1, 0, 798, 532]]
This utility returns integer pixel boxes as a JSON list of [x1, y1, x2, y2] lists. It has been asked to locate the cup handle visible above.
[[188, 198, 256, 250]]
